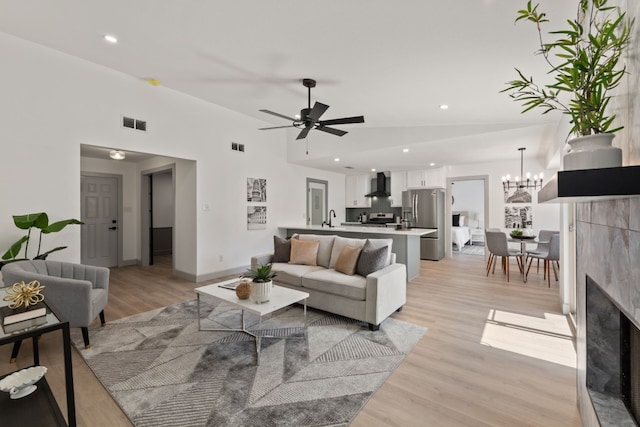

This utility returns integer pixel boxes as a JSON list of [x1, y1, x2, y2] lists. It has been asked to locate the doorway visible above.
[[307, 178, 329, 225], [141, 167, 175, 266], [306, 179, 328, 225], [446, 175, 489, 258], [80, 174, 122, 267]]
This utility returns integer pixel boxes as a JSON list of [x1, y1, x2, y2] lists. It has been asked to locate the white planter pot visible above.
[[563, 134, 621, 170], [250, 280, 272, 304]]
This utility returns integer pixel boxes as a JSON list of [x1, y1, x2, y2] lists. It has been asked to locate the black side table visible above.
[[0, 289, 76, 427]]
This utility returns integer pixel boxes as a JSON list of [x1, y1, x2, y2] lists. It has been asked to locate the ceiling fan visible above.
[[258, 78, 365, 140]]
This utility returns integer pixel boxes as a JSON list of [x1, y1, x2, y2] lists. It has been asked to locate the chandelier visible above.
[[501, 147, 543, 192]]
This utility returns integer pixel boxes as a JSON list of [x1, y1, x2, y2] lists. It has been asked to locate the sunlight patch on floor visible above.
[[480, 309, 576, 368]]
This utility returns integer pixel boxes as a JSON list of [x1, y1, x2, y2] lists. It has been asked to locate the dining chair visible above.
[[526, 233, 560, 287], [485, 230, 523, 282], [526, 230, 558, 274]]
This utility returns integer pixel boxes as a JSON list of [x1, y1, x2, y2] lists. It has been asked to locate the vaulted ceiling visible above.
[[0, 0, 576, 173]]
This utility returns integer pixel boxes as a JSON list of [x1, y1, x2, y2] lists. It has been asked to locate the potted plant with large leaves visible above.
[[1, 212, 83, 265], [242, 263, 277, 304], [502, 0, 634, 170]]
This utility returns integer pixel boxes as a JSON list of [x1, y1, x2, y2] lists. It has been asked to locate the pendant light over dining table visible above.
[[502, 147, 543, 192]]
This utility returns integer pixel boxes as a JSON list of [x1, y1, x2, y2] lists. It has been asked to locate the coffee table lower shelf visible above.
[[0, 374, 67, 427], [195, 280, 310, 365]]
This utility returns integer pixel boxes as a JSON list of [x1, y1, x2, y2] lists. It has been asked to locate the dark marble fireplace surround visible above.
[[577, 198, 640, 426]]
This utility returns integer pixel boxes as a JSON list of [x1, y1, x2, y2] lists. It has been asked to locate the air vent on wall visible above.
[[122, 116, 147, 132], [231, 142, 245, 152]]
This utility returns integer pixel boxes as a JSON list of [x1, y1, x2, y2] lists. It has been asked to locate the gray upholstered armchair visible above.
[[1, 260, 109, 353]]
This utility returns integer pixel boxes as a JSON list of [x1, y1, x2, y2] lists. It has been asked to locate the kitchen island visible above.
[[279, 225, 436, 280]]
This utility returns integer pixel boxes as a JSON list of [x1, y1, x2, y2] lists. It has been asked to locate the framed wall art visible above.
[[504, 205, 532, 229]]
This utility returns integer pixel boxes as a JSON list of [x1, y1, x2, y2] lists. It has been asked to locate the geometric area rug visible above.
[[71, 299, 426, 427]]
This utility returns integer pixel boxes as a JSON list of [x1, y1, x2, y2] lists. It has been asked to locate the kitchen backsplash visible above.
[[346, 196, 402, 222]]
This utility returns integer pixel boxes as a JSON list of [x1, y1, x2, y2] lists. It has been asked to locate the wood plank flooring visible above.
[[0, 253, 581, 426]]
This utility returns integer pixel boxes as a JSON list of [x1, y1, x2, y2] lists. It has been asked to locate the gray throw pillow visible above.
[[356, 240, 390, 277], [273, 235, 298, 263]]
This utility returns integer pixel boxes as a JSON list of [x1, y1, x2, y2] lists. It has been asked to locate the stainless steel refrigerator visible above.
[[402, 188, 445, 260]]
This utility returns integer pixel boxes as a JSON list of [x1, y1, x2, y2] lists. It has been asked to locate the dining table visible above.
[[508, 234, 538, 283]]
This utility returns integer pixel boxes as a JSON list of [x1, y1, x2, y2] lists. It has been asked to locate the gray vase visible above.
[[563, 134, 621, 170]]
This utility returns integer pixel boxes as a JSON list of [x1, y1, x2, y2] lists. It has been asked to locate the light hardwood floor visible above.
[[0, 253, 581, 426]]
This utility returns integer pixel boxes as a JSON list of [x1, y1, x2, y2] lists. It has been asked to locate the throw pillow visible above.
[[289, 239, 320, 266], [273, 235, 298, 263], [356, 240, 390, 277], [334, 245, 362, 276], [452, 214, 460, 227], [459, 215, 466, 227]]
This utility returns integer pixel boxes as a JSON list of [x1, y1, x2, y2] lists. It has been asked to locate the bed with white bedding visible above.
[[452, 211, 471, 251]]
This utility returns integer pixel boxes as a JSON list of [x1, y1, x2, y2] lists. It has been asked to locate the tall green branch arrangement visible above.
[[502, 0, 634, 138]]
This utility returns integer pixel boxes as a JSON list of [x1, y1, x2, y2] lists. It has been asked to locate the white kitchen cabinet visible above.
[[406, 167, 446, 188], [406, 170, 426, 188], [345, 174, 371, 208], [425, 167, 445, 188], [390, 171, 407, 207]]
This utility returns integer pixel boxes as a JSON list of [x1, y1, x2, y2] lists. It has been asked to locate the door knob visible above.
[[108, 226, 117, 230]]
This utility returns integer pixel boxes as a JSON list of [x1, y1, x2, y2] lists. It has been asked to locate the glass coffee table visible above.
[[195, 279, 309, 365]]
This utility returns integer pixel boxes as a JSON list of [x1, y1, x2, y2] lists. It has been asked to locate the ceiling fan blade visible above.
[[319, 116, 365, 126], [296, 127, 311, 140], [307, 102, 329, 121], [259, 109, 297, 122], [258, 125, 294, 130], [316, 126, 348, 137]]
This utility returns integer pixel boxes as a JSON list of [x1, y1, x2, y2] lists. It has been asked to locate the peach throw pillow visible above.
[[334, 245, 362, 276], [289, 239, 320, 266]]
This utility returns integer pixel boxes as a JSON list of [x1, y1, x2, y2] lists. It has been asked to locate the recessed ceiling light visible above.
[[334, 158, 340, 162], [439, 104, 449, 110], [104, 35, 118, 44], [371, 168, 376, 172], [109, 150, 126, 160], [429, 162, 436, 166], [403, 148, 409, 153]]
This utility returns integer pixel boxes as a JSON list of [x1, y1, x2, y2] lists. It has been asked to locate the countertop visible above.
[[279, 225, 436, 236]]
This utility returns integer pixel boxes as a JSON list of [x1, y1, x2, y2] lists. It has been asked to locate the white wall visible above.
[[0, 33, 346, 280], [152, 172, 174, 228]]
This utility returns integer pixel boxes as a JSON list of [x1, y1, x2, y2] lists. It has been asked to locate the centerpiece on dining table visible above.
[[510, 228, 535, 239]]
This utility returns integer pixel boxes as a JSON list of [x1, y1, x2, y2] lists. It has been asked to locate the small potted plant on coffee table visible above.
[[242, 263, 277, 304]]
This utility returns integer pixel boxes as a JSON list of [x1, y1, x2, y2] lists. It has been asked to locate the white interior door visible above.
[[81, 175, 119, 267], [307, 179, 327, 225]]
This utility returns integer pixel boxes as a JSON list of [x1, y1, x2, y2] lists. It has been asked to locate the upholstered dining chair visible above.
[[526, 230, 559, 275], [485, 230, 524, 282], [526, 233, 560, 287], [1, 260, 109, 361]]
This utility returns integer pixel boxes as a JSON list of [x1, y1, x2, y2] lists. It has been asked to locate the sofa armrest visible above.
[[251, 253, 274, 268], [364, 263, 407, 326]]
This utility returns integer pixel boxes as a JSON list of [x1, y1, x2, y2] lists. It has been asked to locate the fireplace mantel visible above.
[[538, 165, 640, 203]]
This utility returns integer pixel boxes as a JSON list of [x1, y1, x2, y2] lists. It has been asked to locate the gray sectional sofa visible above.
[[251, 234, 407, 330]]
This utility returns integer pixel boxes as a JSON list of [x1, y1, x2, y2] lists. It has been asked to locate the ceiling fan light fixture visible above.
[[109, 150, 126, 160]]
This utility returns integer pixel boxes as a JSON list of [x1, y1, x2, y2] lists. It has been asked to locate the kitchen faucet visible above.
[[328, 209, 336, 228]]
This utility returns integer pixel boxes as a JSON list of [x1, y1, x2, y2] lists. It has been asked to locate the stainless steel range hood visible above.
[[538, 165, 640, 203], [365, 172, 391, 197]]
